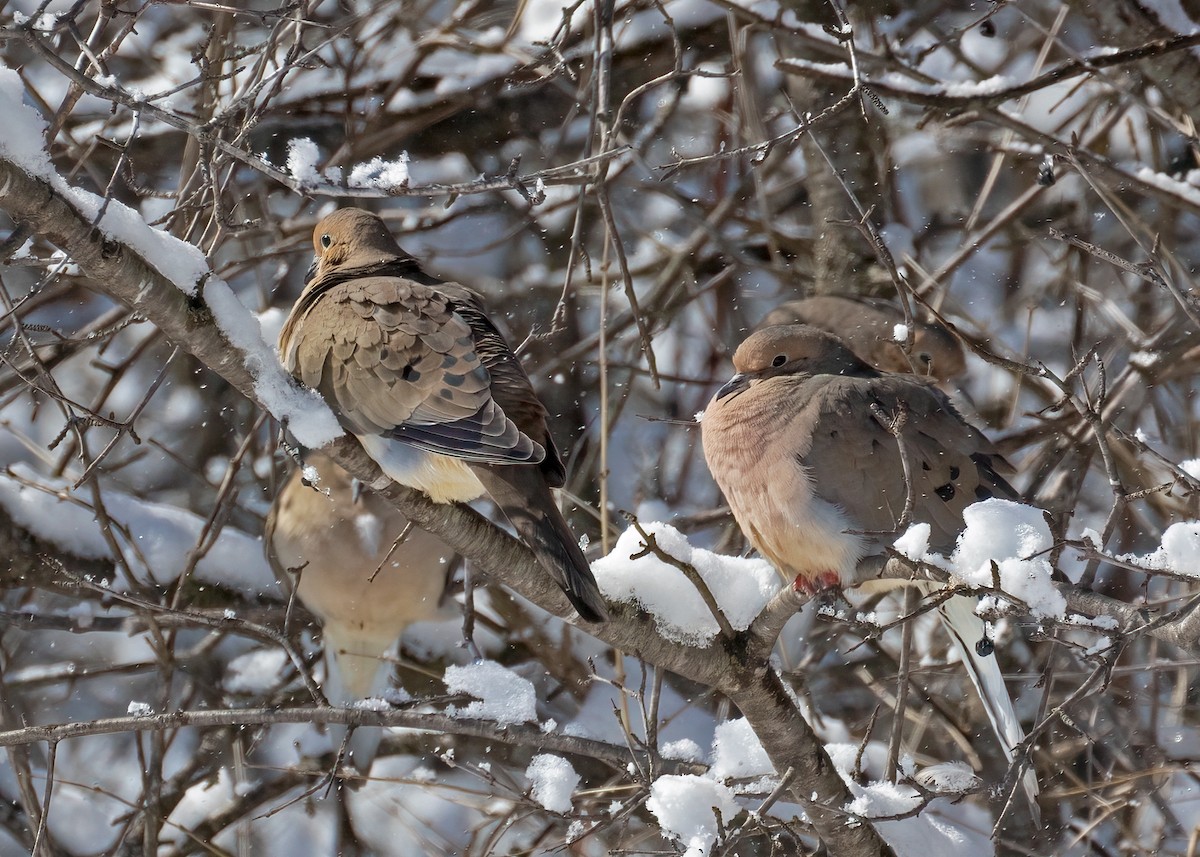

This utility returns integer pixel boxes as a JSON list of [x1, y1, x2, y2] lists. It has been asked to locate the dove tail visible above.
[[320, 624, 398, 774], [476, 467, 608, 623], [938, 594, 1040, 822]]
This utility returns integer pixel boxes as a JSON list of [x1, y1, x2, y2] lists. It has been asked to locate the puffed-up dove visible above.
[[265, 453, 454, 772], [701, 323, 1038, 816], [759, 295, 965, 382], [278, 208, 607, 623]]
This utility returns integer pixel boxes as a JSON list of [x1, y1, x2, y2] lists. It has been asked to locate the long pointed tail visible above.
[[475, 466, 608, 622], [321, 625, 398, 774], [938, 594, 1040, 820]]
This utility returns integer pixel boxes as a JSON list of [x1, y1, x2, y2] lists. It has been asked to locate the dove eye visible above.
[[320, 233, 332, 249], [771, 354, 787, 367]]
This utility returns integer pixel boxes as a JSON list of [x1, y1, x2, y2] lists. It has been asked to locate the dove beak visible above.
[[715, 372, 748, 400]]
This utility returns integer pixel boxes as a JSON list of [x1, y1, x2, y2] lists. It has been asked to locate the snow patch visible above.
[[1121, 521, 1200, 576], [0, 62, 341, 450], [0, 464, 277, 595], [525, 754, 579, 814], [949, 499, 1066, 618], [591, 522, 779, 646], [709, 718, 774, 781], [646, 774, 738, 857], [225, 649, 289, 694], [444, 661, 537, 726]]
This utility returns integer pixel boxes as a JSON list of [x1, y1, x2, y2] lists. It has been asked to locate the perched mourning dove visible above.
[[265, 453, 453, 771], [759, 295, 965, 382], [278, 208, 607, 623], [701, 323, 1038, 815]]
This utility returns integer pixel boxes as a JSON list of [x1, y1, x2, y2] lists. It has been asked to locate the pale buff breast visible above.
[[702, 376, 866, 582], [271, 479, 452, 638]]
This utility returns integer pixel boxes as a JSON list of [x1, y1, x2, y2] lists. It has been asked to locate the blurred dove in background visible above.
[[701, 323, 1039, 818], [759, 295, 965, 383], [265, 452, 454, 772], [277, 208, 607, 623]]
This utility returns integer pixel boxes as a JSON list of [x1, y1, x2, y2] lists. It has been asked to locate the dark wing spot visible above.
[[935, 483, 956, 502], [921, 461, 932, 471], [949, 465, 960, 480], [401, 365, 418, 381]]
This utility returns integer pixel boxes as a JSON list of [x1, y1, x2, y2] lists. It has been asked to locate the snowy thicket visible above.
[[0, 1, 1199, 855]]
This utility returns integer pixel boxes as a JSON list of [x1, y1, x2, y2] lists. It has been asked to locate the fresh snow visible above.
[[1121, 521, 1200, 576], [224, 649, 290, 694], [949, 500, 1066, 617], [646, 774, 739, 857], [0, 62, 341, 449], [444, 661, 537, 726], [896, 501, 1065, 618], [348, 154, 410, 190], [0, 463, 278, 595], [525, 754, 579, 814], [709, 718, 774, 781], [591, 522, 780, 646]]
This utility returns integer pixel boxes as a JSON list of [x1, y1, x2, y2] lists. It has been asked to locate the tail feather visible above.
[[321, 625, 398, 774], [938, 594, 1040, 821], [475, 466, 608, 622]]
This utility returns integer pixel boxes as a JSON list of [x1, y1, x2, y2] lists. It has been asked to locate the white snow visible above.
[[892, 322, 909, 343], [525, 754, 579, 814], [646, 774, 738, 857], [1134, 166, 1200, 210], [591, 522, 780, 646], [662, 738, 703, 762], [0, 464, 278, 595], [844, 779, 923, 817], [444, 661, 537, 726], [893, 523, 931, 561], [1181, 459, 1200, 480], [127, 701, 153, 717], [0, 61, 341, 450], [224, 649, 290, 694], [286, 138, 323, 185], [1121, 522, 1200, 576], [709, 718, 774, 781], [948, 499, 1067, 618], [348, 154, 410, 190]]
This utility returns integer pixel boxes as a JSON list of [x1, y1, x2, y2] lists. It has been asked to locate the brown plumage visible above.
[[759, 295, 966, 383], [278, 208, 607, 622], [700, 323, 1037, 815], [703, 324, 1007, 589], [265, 453, 453, 771]]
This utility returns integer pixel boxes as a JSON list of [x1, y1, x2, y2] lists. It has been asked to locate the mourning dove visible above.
[[265, 453, 453, 771], [701, 323, 1038, 814], [278, 208, 607, 623], [759, 295, 965, 382]]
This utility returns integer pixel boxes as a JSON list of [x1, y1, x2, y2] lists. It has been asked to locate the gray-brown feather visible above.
[[801, 373, 1014, 554]]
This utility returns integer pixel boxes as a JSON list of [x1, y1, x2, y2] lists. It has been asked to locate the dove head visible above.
[[308, 208, 411, 283], [733, 324, 873, 379]]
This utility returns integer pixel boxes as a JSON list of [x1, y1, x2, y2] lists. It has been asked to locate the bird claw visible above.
[[793, 571, 842, 597]]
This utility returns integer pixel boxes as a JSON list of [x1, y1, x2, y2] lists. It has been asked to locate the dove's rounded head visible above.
[[732, 324, 872, 378], [309, 208, 409, 281]]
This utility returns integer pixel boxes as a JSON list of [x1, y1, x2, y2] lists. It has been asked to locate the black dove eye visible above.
[[320, 233, 332, 249], [772, 354, 787, 367]]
